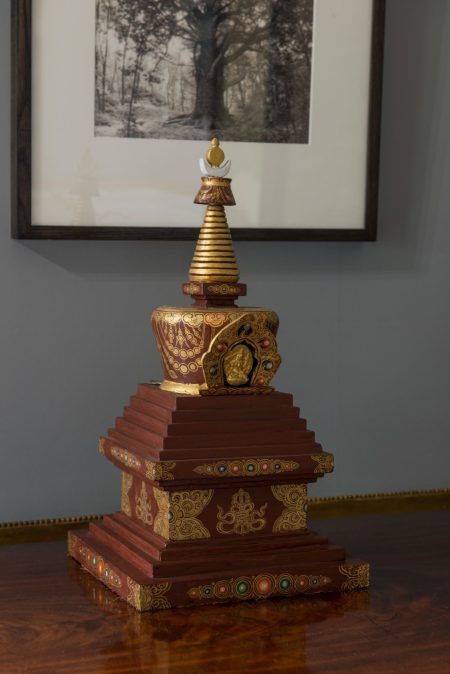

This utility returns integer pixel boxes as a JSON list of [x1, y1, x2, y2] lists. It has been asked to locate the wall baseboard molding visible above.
[[1, 488, 449, 545]]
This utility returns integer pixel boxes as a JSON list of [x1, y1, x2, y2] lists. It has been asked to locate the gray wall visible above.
[[1, 1, 449, 522]]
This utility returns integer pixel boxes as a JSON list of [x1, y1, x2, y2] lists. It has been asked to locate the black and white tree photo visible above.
[[95, 0, 314, 143]]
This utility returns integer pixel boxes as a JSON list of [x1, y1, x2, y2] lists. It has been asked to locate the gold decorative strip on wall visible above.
[[1, 488, 449, 545]]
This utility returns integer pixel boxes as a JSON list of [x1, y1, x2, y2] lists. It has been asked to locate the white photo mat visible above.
[[30, 0, 375, 231]]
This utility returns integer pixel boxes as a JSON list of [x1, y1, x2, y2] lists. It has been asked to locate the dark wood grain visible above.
[[10, 0, 385, 241], [1, 509, 449, 674]]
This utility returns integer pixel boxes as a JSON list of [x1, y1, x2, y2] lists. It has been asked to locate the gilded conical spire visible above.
[[189, 139, 239, 283], [189, 204, 239, 282]]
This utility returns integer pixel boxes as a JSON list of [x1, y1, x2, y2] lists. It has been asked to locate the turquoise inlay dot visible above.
[[304, 503, 309, 512], [124, 453, 128, 462], [168, 511, 174, 521], [237, 582, 249, 594], [280, 579, 291, 589], [104, 569, 109, 577], [92, 557, 97, 566], [247, 464, 255, 472]]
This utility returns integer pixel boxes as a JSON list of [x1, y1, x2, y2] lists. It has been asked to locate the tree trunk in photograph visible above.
[[192, 49, 227, 129], [126, 53, 142, 137], [166, 32, 228, 130]]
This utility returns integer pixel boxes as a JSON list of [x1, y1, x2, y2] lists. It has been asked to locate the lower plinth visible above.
[[68, 519, 369, 611]]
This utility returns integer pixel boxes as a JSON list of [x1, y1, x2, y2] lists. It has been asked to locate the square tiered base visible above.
[[68, 384, 369, 610]]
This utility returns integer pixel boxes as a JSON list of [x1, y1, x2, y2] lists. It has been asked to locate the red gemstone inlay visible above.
[[256, 577, 272, 594]]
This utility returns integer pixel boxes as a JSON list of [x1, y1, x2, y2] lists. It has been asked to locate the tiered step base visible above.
[[69, 516, 369, 611]]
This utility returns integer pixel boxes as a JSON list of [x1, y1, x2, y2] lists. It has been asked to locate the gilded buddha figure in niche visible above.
[[223, 343, 254, 386]]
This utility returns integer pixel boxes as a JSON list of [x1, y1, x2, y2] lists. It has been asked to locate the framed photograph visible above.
[[11, 0, 385, 241]]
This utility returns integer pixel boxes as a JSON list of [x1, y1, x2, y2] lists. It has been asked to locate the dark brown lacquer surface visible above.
[[1, 509, 450, 674]]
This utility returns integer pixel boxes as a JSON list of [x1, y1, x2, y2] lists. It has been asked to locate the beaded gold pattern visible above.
[[311, 453, 334, 474], [271, 484, 308, 533], [207, 284, 241, 295], [121, 472, 133, 517], [127, 578, 171, 611], [339, 563, 370, 590], [76, 541, 122, 589], [188, 572, 331, 602], [193, 458, 299, 478], [152, 308, 244, 381], [217, 489, 267, 536], [111, 445, 142, 471], [135, 481, 153, 526]]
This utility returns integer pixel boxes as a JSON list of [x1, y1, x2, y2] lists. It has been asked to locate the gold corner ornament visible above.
[[169, 490, 213, 540], [145, 459, 176, 481], [271, 484, 308, 533], [206, 137, 225, 167], [311, 453, 334, 474], [127, 578, 172, 611], [121, 472, 133, 517], [217, 489, 267, 535], [153, 487, 213, 541], [339, 563, 370, 590], [135, 481, 153, 526]]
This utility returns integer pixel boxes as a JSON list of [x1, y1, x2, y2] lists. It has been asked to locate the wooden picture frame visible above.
[[11, 0, 385, 241]]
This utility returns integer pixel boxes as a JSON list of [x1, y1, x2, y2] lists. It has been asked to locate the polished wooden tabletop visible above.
[[0, 509, 449, 674]]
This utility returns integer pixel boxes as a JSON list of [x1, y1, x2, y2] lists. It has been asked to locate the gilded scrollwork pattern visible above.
[[271, 484, 308, 533], [169, 490, 213, 540], [135, 481, 153, 526], [217, 489, 267, 535], [127, 578, 171, 611], [153, 488, 213, 540], [339, 563, 370, 590], [121, 472, 133, 517], [311, 453, 335, 474]]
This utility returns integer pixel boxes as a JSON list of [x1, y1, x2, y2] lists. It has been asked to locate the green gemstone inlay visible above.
[[237, 581, 249, 594]]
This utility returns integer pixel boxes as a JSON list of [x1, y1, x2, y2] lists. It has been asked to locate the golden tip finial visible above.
[[206, 138, 225, 168]]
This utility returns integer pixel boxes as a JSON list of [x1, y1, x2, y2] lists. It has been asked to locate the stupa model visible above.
[[69, 140, 369, 611]]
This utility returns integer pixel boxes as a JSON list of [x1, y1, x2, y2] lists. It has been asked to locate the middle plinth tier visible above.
[[100, 383, 334, 482]]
